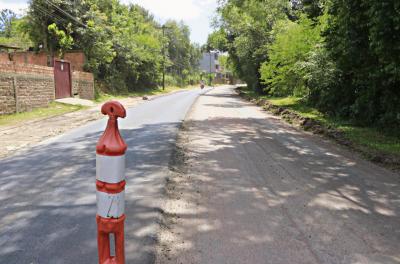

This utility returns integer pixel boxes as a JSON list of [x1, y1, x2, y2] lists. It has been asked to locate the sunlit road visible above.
[[156, 87, 400, 264], [0, 88, 211, 264]]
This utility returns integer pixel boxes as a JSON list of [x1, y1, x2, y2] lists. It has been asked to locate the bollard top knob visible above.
[[96, 101, 127, 156], [101, 101, 126, 119]]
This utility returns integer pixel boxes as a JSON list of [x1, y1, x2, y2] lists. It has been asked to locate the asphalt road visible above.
[[0, 88, 210, 264], [157, 87, 400, 264]]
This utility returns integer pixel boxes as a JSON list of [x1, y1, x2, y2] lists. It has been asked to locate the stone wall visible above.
[[72, 71, 95, 100], [0, 63, 54, 115], [0, 75, 16, 114], [0, 62, 94, 115]]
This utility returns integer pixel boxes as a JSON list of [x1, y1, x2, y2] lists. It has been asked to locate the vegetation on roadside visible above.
[[1, 1, 202, 94], [0, 102, 86, 127], [94, 85, 196, 103], [0, 9, 32, 49], [239, 86, 400, 157], [208, 0, 400, 132]]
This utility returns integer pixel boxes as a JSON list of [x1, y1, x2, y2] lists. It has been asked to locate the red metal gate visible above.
[[54, 60, 72, 99]]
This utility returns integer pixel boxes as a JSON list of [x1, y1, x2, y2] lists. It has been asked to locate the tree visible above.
[[259, 16, 323, 96], [164, 20, 201, 86], [210, 0, 289, 92], [48, 23, 74, 58], [24, 0, 201, 92], [0, 9, 16, 38], [323, 0, 400, 128]]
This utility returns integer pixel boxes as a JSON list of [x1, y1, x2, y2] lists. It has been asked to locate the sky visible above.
[[0, 0, 218, 44]]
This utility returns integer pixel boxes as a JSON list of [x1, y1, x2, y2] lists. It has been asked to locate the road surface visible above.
[[0, 88, 210, 264], [157, 87, 400, 264]]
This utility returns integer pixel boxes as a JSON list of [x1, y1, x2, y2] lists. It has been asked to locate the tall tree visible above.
[[210, 0, 289, 92], [25, 0, 201, 92], [164, 20, 201, 86], [0, 9, 17, 38], [324, 0, 400, 127]]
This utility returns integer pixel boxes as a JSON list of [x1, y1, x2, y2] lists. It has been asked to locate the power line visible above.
[[31, 1, 70, 24], [43, 0, 87, 28], [31, 2, 69, 25]]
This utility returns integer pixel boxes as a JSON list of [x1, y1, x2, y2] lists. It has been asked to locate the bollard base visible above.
[[96, 214, 125, 264]]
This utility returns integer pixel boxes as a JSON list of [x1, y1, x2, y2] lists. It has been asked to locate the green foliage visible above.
[[298, 44, 338, 111], [323, 0, 400, 128], [240, 86, 400, 156], [164, 20, 202, 87], [218, 54, 233, 73], [211, 0, 400, 130], [48, 23, 73, 58], [0, 10, 32, 49], [206, 29, 228, 51], [210, 0, 289, 92], [301, 0, 327, 19], [259, 16, 322, 96], [0, 9, 16, 37], [24, 0, 201, 92]]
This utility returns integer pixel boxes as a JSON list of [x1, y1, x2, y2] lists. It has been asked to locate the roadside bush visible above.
[[259, 16, 322, 97], [298, 44, 339, 114]]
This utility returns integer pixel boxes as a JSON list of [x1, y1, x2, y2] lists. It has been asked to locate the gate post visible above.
[[96, 101, 127, 264]]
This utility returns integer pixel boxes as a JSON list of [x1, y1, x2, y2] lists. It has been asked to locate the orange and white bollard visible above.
[[96, 101, 127, 264]]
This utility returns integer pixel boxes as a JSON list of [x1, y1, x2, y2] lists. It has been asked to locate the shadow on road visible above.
[[159, 91, 400, 263], [0, 122, 181, 263]]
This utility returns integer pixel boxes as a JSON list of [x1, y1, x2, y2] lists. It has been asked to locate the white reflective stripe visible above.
[[96, 191, 125, 218], [96, 154, 125, 183]]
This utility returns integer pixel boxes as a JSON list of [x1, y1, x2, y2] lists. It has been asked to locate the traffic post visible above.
[[96, 101, 127, 264]]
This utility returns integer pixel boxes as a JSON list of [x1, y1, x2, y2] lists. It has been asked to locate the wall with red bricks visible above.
[[64, 52, 86, 72], [0, 53, 10, 62], [0, 62, 54, 114], [0, 51, 86, 71], [0, 62, 94, 115], [72, 71, 95, 100], [0, 75, 16, 114]]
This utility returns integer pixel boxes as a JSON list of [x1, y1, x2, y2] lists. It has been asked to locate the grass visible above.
[[338, 125, 400, 155], [240, 87, 400, 156], [1, 86, 195, 127], [95, 85, 196, 103], [0, 102, 87, 127]]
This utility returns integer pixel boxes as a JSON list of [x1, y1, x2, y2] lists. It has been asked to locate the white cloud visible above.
[[0, 0, 29, 15]]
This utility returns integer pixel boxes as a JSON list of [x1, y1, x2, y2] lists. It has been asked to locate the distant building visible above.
[[199, 50, 220, 74]]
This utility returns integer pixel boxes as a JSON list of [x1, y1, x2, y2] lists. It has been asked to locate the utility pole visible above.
[[162, 25, 166, 90], [209, 51, 212, 86]]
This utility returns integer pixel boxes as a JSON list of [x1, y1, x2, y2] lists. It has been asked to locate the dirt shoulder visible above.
[[156, 86, 399, 264], [0, 89, 188, 159], [236, 88, 400, 172]]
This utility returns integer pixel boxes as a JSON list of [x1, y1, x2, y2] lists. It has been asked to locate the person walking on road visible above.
[[200, 80, 205, 89]]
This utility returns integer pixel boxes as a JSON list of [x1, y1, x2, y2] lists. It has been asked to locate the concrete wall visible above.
[[0, 62, 95, 115]]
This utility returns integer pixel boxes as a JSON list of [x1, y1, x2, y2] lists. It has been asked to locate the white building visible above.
[[199, 50, 220, 74]]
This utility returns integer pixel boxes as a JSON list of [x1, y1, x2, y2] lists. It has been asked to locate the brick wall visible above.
[[0, 62, 94, 115], [0, 63, 55, 114], [72, 71, 94, 100], [0, 53, 10, 62], [64, 52, 86, 72], [0, 75, 16, 114], [0, 51, 86, 71], [11, 52, 49, 66]]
